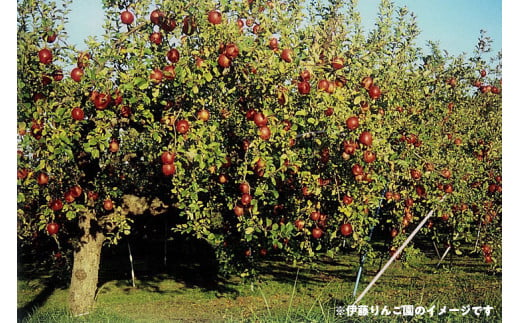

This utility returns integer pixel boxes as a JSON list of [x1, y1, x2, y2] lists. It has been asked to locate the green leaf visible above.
[[204, 72, 213, 82], [134, 77, 148, 90]]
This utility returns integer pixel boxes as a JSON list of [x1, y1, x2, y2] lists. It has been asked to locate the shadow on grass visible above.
[[97, 232, 239, 297], [17, 280, 56, 322]]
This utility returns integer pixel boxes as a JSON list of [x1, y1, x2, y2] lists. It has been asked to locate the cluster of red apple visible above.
[[35, 34, 65, 102], [295, 62, 346, 96], [360, 76, 381, 100], [472, 70, 501, 94], [48, 185, 83, 212], [481, 244, 493, 263], [245, 110, 271, 140], [233, 182, 253, 217], [161, 151, 176, 176], [341, 127, 375, 183], [298, 208, 353, 239], [217, 42, 240, 68]]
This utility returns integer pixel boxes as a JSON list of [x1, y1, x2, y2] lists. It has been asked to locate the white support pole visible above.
[[353, 199, 443, 305], [432, 241, 441, 259], [127, 241, 136, 288], [436, 245, 451, 268]]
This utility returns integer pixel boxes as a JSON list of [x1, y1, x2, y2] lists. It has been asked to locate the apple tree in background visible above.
[[17, 0, 501, 316]]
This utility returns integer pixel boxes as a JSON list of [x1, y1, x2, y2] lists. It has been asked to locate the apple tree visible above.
[[17, 0, 501, 316]]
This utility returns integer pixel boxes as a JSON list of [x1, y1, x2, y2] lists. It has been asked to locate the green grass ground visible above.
[[17, 247, 501, 323]]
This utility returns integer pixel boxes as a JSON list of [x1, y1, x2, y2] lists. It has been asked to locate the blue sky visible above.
[[63, 0, 502, 57]]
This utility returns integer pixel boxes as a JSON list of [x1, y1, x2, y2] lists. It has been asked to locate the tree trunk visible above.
[[68, 211, 104, 316]]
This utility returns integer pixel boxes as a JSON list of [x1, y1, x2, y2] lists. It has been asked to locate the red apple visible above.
[[258, 126, 271, 140], [225, 43, 240, 59], [77, 52, 91, 68], [342, 195, 353, 205], [268, 37, 278, 50], [331, 57, 344, 70], [167, 48, 180, 63], [71, 107, 84, 121], [241, 193, 252, 206], [447, 77, 457, 88], [45, 32, 57, 43], [324, 107, 334, 116], [160, 18, 177, 32], [252, 24, 262, 34], [441, 169, 452, 179], [312, 227, 323, 239], [346, 116, 359, 130], [70, 67, 84, 82], [234, 204, 245, 217], [182, 15, 197, 35], [37, 172, 49, 185], [217, 53, 231, 68], [360, 76, 373, 90], [197, 109, 210, 121], [207, 10, 222, 24], [109, 139, 119, 153], [52, 70, 64, 81], [49, 199, 63, 211], [88, 191, 99, 201], [326, 79, 335, 93], [162, 163, 176, 176], [280, 48, 292, 63], [351, 164, 363, 176], [340, 223, 353, 236], [253, 111, 268, 127], [317, 79, 329, 92], [163, 65, 176, 80], [38, 48, 53, 64], [103, 199, 114, 211], [239, 182, 250, 194], [161, 151, 175, 164], [149, 32, 163, 45], [46, 223, 59, 235], [410, 169, 422, 180], [70, 185, 83, 198], [64, 191, 75, 203], [359, 131, 373, 146], [415, 184, 426, 197], [298, 81, 311, 95], [310, 211, 320, 221], [343, 140, 357, 155], [175, 119, 190, 134], [41, 75, 52, 86], [368, 85, 381, 99], [150, 68, 163, 83], [363, 150, 376, 163], [120, 105, 132, 117], [120, 10, 134, 24], [443, 183, 454, 193], [150, 9, 165, 25], [294, 219, 305, 230], [93, 93, 112, 110]]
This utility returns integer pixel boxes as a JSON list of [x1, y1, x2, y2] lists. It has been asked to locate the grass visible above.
[[17, 246, 501, 323]]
